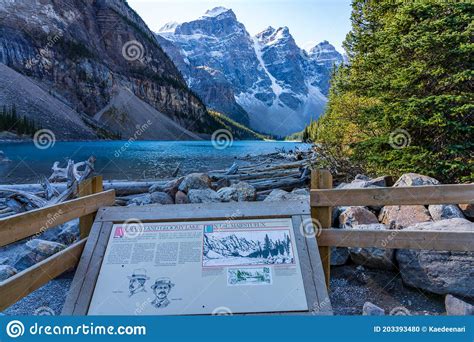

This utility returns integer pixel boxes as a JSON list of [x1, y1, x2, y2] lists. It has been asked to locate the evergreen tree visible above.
[[310, 0, 473, 182]]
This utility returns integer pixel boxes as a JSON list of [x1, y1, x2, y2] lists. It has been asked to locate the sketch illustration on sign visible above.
[[227, 267, 272, 286], [151, 278, 175, 309], [203, 229, 294, 267], [128, 268, 150, 297]]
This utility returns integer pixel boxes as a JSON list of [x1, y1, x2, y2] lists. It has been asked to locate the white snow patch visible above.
[[202, 7, 230, 18], [252, 37, 283, 98]]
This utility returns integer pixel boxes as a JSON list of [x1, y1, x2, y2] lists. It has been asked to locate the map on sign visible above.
[[88, 218, 308, 315]]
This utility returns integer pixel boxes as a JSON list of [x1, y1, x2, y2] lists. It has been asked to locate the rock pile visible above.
[[330, 173, 473, 300]]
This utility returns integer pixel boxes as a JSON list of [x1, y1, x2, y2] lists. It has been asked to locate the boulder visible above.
[[396, 218, 474, 298], [379, 205, 431, 229], [337, 175, 387, 189], [188, 189, 221, 203], [150, 192, 174, 205], [231, 182, 256, 201], [362, 302, 385, 316], [339, 207, 379, 228], [264, 188, 309, 202], [393, 173, 440, 187], [428, 204, 464, 221], [0, 265, 17, 281], [348, 224, 396, 270], [174, 191, 189, 204], [445, 294, 474, 315], [129, 194, 153, 206], [26, 239, 65, 256], [330, 247, 350, 266], [459, 204, 474, 220], [56, 222, 79, 245], [217, 187, 237, 202], [218, 182, 257, 202], [178, 173, 212, 193], [15, 239, 66, 271]]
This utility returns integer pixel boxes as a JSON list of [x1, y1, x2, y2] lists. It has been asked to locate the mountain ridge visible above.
[[157, 7, 343, 136]]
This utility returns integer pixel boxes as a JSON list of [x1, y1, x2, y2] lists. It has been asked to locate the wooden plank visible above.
[[291, 215, 320, 314], [300, 215, 332, 315], [79, 176, 103, 239], [73, 222, 113, 315], [0, 190, 115, 247], [318, 229, 474, 251], [311, 169, 332, 289], [96, 200, 310, 223], [61, 222, 104, 315], [311, 184, 474, 207], [0, 238, 86, 311]]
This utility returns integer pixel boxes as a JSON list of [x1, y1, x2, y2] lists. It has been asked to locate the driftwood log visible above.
[[2, 156, 96, 213]]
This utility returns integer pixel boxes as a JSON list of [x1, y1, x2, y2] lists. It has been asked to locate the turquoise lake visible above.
[[0, 141, 308, 183]]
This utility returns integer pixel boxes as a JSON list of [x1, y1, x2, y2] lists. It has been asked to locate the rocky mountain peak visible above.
[[174, 7, 243, 37], [308, 41, 343, 67], [202, 7, 236, 20], [157, 7, 340, 136]]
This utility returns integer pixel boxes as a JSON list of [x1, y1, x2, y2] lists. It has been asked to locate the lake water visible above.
[[0, 141, 308, 184]]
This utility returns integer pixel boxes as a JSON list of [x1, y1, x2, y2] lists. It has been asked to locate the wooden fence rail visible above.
[[0, 176, 115, 311], [310, 170, 474, 289], [0, 189, 115, 247]]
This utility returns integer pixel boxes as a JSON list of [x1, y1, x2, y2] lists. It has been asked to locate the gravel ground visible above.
[[2, 264, 446, 316], [330, 264, 445, 315], [1, 271, 74, 316]]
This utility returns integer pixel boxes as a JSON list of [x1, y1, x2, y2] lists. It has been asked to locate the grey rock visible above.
[[330, 247, 350, 266], [429, 204, 465, 221], [150, 192, 174, 205], [130, 194, 153, 206], [179, 173, 212, 193], [393, 173, 440, 187], [445, 294, 474, 315], [0, 265, 17, 281], [396, 218, 474, 298], [362, 302, 385, 316], [230, 182, 256, 201], [56, 222, 79, 245], [188, 189, 221, 203], [348, 224, 396, 270], [217, 187, 237, 202], [264, 188, 309, 202], [15, 239, 66, 271]]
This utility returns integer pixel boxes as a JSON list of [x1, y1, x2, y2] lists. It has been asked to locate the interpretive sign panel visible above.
[[88, 218, 308, 315]]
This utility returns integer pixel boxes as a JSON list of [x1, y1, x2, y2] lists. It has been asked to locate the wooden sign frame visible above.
[[62, 200, 332, 315]]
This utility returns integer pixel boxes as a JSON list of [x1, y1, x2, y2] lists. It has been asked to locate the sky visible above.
[[126, 0, 353, 53]]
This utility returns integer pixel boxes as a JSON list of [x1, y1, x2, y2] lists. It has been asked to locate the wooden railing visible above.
[[0, 176, 115, 311], [310, 170, 474, 289]]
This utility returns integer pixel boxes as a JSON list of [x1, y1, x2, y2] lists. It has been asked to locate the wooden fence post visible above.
[[79, 175, 103, 239], [311, 169, 333, 289]]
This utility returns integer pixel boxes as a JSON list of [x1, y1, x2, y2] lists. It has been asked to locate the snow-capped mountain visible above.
[[158, 7, 343, 136]]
